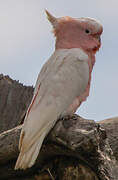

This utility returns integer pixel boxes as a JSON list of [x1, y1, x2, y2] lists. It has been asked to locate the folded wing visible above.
[[15, 48, 89, 169]]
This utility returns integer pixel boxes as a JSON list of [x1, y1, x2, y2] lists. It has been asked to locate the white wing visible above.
[[15, 48, 89, 169]]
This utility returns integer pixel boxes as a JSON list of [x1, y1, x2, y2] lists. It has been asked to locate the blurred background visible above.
[[0, 0, 118, 121]]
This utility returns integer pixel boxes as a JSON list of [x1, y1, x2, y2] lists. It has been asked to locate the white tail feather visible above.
[[15, 131, 46, 170]]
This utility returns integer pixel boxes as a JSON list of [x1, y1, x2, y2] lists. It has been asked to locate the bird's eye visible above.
[[85, 29, 90, 34]]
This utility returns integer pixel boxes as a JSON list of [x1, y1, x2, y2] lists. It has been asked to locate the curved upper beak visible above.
[[93, 34, 101, 47], [92, 34, 102, 52], [96, 35, 101, 44]]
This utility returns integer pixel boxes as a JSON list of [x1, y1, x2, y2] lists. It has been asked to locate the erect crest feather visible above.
[[45, 10, 58, 28]]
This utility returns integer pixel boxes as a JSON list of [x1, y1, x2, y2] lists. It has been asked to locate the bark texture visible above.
[[0, 74, 118, 180], [99, 117, 118, 162], [0, 74, 33, 133]]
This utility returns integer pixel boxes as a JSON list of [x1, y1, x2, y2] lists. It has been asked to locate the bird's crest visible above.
[[45, 10, 58, 28]]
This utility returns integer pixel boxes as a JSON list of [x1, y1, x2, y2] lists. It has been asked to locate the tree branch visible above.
[[0, 115, 118, 180]]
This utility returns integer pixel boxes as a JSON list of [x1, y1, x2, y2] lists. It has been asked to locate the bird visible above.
[[15, 10, 103, 170]]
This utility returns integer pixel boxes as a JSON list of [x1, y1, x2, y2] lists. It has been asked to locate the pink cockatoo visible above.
[[15, 10, 103, 170]]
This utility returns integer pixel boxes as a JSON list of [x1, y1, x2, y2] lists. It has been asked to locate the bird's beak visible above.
[[93, 34, 101, 48], [96, 35, 101, 44], [92, 34, 101, 53]]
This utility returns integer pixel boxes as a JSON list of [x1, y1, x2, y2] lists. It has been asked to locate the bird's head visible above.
[[45, 10, 103, 55]]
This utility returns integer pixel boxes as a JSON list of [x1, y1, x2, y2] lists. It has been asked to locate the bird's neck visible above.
[[55, 39, 96, 70], [56, 38, 96, 58], [55, 38, 81, 50]]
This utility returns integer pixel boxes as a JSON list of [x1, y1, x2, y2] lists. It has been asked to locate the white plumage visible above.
[[15, 48, 89, 169]]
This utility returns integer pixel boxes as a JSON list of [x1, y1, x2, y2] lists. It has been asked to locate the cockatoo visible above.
[[15, 10, 103, 170]]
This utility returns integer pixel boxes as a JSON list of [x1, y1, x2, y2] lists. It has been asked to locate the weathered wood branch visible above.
[[0, 115, 118, 180], [0, 75, 118, 180], [0, 74, 33, 133], [99, 117, 118, 162]]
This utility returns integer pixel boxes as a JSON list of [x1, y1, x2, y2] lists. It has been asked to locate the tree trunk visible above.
[[0, 74, 118, 180]]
